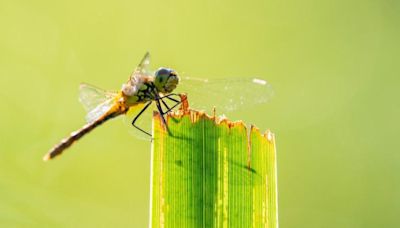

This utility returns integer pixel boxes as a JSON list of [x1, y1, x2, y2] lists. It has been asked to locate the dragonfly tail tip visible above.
[[43, 154, 51, 161]]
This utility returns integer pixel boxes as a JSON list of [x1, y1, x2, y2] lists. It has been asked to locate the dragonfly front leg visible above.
[[153, 90, 182, 130], [158, 93, 182, 114], [131, 101, 153, 137], [155, 93, 186, 137]]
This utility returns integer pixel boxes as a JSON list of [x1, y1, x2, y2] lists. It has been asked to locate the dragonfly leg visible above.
[[160, 98, 181, 114], [154, 93, 184, 130], [155, 94, 185, 136], [158, 98, 169, 115], [160, 93, 181, 102], [157, 94, 180, 114], [159, 99, 170, 113], [158, 94, 182, 114], [155, 99, 167, 127], [131, 101, 152, 137]]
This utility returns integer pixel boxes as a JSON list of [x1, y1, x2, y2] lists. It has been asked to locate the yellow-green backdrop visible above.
[[0, 0, 399, 227]]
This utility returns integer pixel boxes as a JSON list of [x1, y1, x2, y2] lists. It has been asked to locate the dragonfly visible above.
[[43, 52, 273, 161], [44, 52, 181, 161]]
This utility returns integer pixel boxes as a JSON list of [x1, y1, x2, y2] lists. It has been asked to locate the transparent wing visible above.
[[78, 83, 117, 123], [79, 83, 117, 112], [121, 52, 156, 140], [175, 77, 274, 115], [129, 52, 153, 81], [85, 98, 115, 123], [137, 52, 151, 74]]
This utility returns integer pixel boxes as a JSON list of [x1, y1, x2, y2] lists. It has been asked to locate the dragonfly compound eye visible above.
[[154, 67, 180, 93]]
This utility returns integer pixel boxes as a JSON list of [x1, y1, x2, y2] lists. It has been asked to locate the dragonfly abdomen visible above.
[[43, 108, 123, 161]]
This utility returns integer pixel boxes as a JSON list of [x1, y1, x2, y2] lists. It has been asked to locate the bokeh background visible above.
[[1, 0, 399, 227]]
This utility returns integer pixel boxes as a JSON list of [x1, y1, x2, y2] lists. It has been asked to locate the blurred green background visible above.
[[0, 0, 399, 227]]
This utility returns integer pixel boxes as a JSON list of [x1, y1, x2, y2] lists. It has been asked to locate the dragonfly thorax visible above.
[[154, 67, 179, 94], [120, 66, 179, 106]]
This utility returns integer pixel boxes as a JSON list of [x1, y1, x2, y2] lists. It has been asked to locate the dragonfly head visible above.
[[154, 67, 179, 94]]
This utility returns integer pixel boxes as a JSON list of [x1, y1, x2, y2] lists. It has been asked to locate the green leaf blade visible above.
[[150, 109, 278, 227]]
